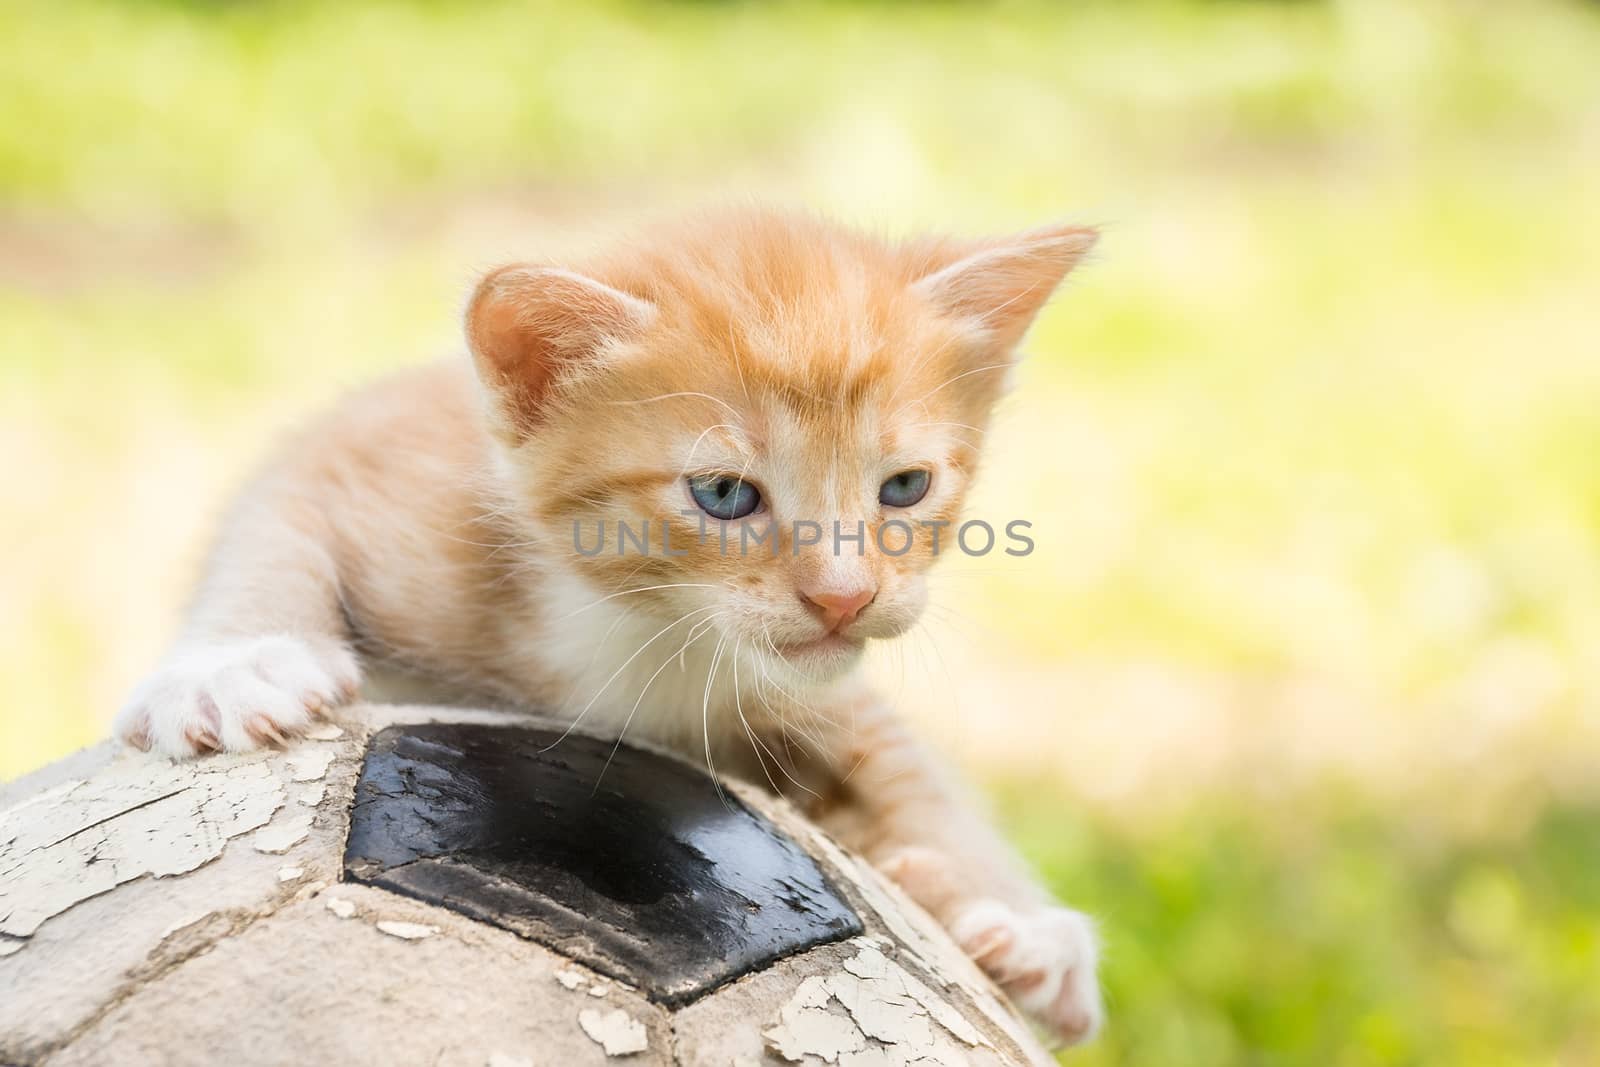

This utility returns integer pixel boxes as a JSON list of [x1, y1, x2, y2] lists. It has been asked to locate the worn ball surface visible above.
[[1, 705, 1052, 1066]]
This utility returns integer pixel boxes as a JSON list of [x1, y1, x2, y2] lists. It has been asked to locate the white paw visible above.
[[951, 898, 1104, 1048], [116, 635, 360, 758]]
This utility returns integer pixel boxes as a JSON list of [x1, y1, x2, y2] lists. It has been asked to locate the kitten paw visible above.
[[116, 636, 360, 758], [951, 898, 1104, 1048]]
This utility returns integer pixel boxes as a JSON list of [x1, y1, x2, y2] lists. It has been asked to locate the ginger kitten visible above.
[[116, 208, 1103, 1045]]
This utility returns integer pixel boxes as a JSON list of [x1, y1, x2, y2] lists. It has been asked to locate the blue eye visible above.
[[688, 474, 762, 520], [879, 469, 931, 508]]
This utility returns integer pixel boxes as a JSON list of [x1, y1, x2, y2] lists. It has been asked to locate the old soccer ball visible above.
[[1, 704, 1053, 1066]]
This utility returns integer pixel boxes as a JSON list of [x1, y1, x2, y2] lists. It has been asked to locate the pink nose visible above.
[[799, 587, 876, 631]]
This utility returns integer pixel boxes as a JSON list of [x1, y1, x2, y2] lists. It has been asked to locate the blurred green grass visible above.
[[1003, 785, 1600, 1066], [2, 1, 1598, 1063]]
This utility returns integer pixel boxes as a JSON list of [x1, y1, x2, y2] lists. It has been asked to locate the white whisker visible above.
[[702, 632, 733, 809], [736, 637, 820, 800], [547, 582, 716, 624], [591, 611, 725, 793], [541, 603, 720, 753]]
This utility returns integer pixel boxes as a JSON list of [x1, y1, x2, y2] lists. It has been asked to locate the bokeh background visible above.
[[4, 1, 1599, 1062]]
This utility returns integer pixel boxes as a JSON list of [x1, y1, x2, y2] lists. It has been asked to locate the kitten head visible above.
[[467, 209, 1094, 689]]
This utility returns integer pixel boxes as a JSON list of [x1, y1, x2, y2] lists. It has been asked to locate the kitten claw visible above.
[[246, 714, 289, 748], [963, 920, 1016, 965], [875, 846, 1104, 1045], [951, 898, 1103, 1048], [184, 723, 220, 753], [124, 714, 152, 752], [115, 636, 360, 759]]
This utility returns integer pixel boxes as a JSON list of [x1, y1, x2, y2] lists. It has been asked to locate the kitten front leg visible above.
[[799, 692, 1103, 1047], [116, 479, 361, 758]]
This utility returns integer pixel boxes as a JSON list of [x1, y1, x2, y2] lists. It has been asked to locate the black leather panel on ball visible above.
[[343, 722, 862, 1005]]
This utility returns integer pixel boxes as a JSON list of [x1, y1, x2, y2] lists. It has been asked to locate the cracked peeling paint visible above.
[[303, 723, 344, 742], [807, 830, 943, 978], [159, 911, 214, 940], [554, 967, 585, 991], [588, 983, 610, 998], [764, 941, 988, 1066], [252, 813, 313, 854], [286, 750, 336, 783], [578, 1007, 648, 1056], [296, 782, 327, 807], [0, 937, 24, 957], [0, 753, 285, 944], [276, 866, 305, 883], [841, 941, 984, 1048], [808, 828, 1042, 1061], [766, 977, 865, 1062], [325, 896, 356, 919], [376, 920, 438, 940]]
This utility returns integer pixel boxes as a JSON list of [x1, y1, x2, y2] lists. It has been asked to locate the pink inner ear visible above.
[[913, 226, 1097, 350], [465, 266, 656, 436], [470, 283, 556, 419]]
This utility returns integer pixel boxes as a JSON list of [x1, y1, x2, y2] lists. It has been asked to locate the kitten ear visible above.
[[912, 224, 1097, 350], [466, 265, 656, 436]]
